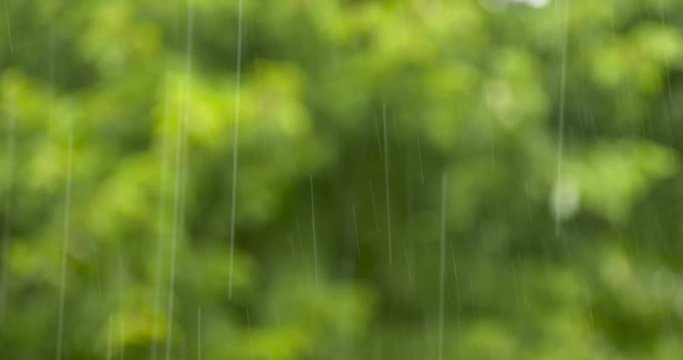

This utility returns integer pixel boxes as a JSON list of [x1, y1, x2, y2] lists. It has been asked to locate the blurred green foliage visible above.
[[1, 0, 683, 358]]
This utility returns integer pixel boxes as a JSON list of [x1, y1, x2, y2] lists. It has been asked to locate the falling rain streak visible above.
[[310, 175, 318, 283], [383, 104, 392, 264], [165, 1, 194, 358], [55, 118, 74, 360], [150, 77, 172, 360], [0, 89, 15, 321], [438, 172, 448, 360], [227, 0, 245, 300], [106, 316, 113, 360], [197, 307, 202, 360], [554, 0, 569, 236], [117, 245, 126, 360], [3, 0, 12, 54]]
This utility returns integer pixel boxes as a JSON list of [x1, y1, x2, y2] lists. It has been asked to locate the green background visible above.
[[2, 0, 683, 358]]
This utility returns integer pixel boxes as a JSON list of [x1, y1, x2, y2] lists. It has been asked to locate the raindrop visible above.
[[227, 0, 245, 300]]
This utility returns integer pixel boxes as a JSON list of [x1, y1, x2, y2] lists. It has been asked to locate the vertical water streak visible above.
[[56, 117, 74, 360], [438, 172, 448, 360], [150, 77, 172, 360], [165, 1, 194, 358], [3, 0, 12, 54], [197, 307, 202, 360], [310, 175, 318, 283], [228, 0, 245, 300], [555, 0, 569, 236], [383, 104, 392, 264], [0, 87, 16, 321]]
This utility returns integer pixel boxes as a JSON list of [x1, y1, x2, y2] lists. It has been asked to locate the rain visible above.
[[227, 0, 244, 301], [55, 114, 74, 360], [1, 0, 683, 359], [164, 0, 194, 359]]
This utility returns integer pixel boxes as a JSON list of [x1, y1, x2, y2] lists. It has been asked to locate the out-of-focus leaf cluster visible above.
[[1, 0, 683, 358]]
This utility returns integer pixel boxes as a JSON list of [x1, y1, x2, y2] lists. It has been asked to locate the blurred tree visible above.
[[1, 0, 683, 359]]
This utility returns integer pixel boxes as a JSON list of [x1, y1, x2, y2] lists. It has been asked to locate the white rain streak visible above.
[[150, 76, 173, 360], [375, 113, 383, 161], [107, 315, 113, 360], [382, 103, 393, 264], [227, 0, 245, 300], [90, 218, 104, 302], [117, 245, 126, 360], [3, 0, 12, 54], [416, 134, 425, 184], [352, 205, 360, 257], [197, 307, 202, 360], [657, 0, 675, 137], [554, 0, 569, 236], [438, 172, 448, 360], [246, 309, 254, 356], [48, 25, 56, 120], [449, 245, 464, 354], [0, 88, 16, 321], [310, 175, 318, 283], [369, 181, 380, 233], [55, 118, 74, 360], [652, 1, 678, 340], [295, 221, 304, 262], [165, 1, 194, 358]]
